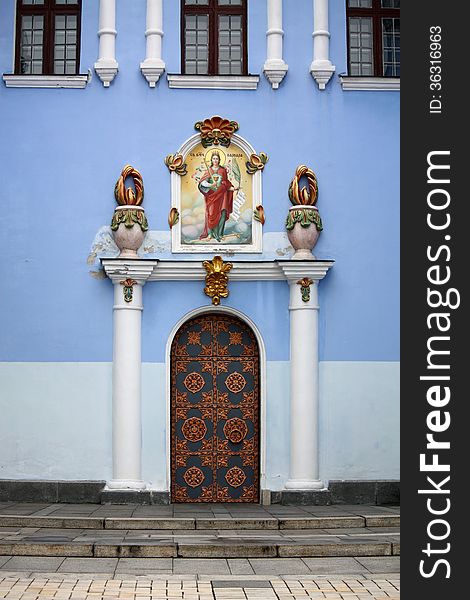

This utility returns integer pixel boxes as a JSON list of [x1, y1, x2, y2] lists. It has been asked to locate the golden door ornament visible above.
[[203, 256, 233, 305]]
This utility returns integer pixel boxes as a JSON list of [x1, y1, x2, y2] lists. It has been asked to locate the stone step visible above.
[[0, 539, 400, 559], [0, 513, 399, 530]]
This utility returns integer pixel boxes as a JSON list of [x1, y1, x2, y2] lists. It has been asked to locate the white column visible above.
[[279, 263, 332, 490], [140, 0, 166, 87], [310, 0, 335, 90], [263, 0, 288, 89], [94, 0, 118, 87], [108, 279, 145, 489]]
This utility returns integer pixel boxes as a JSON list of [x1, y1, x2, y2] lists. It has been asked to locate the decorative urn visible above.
[[111, 165, 148, 258], [285, 165, 323, 260]]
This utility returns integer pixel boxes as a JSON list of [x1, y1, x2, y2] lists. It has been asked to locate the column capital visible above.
[[277, 260, 334, 283], [102, 259, 159, 284]]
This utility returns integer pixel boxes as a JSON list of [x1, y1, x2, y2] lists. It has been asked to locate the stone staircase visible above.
[[0, 504, 399, 560]]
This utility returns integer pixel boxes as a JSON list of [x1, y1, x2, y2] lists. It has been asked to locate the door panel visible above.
[[170, 314, 260, 503]]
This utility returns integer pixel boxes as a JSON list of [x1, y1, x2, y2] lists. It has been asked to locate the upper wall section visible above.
[[0, 1, 399, 363]]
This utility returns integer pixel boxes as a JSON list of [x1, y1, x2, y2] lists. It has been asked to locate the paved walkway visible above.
[[0, 505, 400, 520], [0, 569, 400, 599]]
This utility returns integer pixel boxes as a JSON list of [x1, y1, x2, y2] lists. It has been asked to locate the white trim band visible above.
[[3, 74, 89, 89], [167, 74, 259, 90], [340, 76, 400, 91]]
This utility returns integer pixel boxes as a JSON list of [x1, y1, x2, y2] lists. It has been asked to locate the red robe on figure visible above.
[[198, 166, 233, 239]]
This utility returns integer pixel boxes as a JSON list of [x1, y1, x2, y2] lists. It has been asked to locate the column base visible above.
[[284, 478, 325, 490], [106, 479, 147, 491]]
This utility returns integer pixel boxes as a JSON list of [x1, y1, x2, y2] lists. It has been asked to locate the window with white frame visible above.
[[346, 0, 400, 77]]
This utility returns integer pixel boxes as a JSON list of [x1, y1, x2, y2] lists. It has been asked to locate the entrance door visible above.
[[170, 313, 260, 503]]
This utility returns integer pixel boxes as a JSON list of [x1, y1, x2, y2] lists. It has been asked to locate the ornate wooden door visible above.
[[170, 313, 260, 503]]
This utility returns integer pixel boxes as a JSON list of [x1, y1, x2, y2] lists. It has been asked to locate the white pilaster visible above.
[[310, 0, 335, 90], [94, 0, 118, 87], [140, 0, 166, 87], [279, 262, 332, 490], [103, 261, 157, 490], [263, 0, 288, 89]]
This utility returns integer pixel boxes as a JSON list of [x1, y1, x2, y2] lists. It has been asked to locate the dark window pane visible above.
[[348, 0, 372, 7], [381, 0, 400, 7], [348, 16, 373, 76], [20, 14, 44, 74], [382, 17, 400, 76], [185, 14, 209, 74], [54, 13, 77, 75]]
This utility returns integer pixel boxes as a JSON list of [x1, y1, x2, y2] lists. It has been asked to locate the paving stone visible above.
[[248, 558, 312, 576], [0, 555, 12, 568], [115, 558, 173, 571], [392, 542, 400, 555], [364, 515, 400, 528], [227, 559, 255, 575], [279, 517, 365, 530], [196, 519, 278, 530], [0, 556, 65, 571], [173, 559, 231, 575], [105, 518, 195, 530], [355, 557, 400, 573], [57, 558, 118, 573], [94, 543, 177, 558], [301, 558, 369, 574], [0, 543, 94, 557], [212, 580, 272, 588], [0, 517, 104, 529], [177, 544, 277, 558], [278, 543, 392, 558]]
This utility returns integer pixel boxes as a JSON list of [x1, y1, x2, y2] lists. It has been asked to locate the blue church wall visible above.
[[0, 0, 399, 485]]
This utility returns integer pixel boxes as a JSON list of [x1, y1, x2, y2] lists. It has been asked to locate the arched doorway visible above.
[[170, 312, 260, 503]]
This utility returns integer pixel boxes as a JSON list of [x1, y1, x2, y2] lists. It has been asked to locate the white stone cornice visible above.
[[277, 260, 334, 282], [263, 0, 288, 89], [167, 74, 259, 90], [94, 0, 118, 87], [140, 0, 165, 87], [340, 76, 400, 91], [2, 74, 89, 89], [310, 0, 335, 90], [101, 259, 334, 282], [102, 260, 159, 283]]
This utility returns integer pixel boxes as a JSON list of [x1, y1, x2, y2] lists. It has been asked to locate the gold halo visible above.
[[204, 147, 226, 167]]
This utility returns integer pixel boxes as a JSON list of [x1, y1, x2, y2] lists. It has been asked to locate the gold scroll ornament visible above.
[[203, 256, 233, 306]]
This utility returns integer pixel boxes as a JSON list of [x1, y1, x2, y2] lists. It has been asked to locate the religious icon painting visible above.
[[166, 116, 266, 253]]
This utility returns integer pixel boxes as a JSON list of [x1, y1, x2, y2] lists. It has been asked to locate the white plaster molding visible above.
[[94, 0, 118, 87], [164, 306, 268, 495], [102, 260, 159, 283], [340, 76, 400, 91], [167, 74, 259, 90], [140, 0, 165, 87], [310, 0, 335, 90], [2, 74, 89, 89], [263, 0, 288, 89], [102, 259, 334, 282]]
